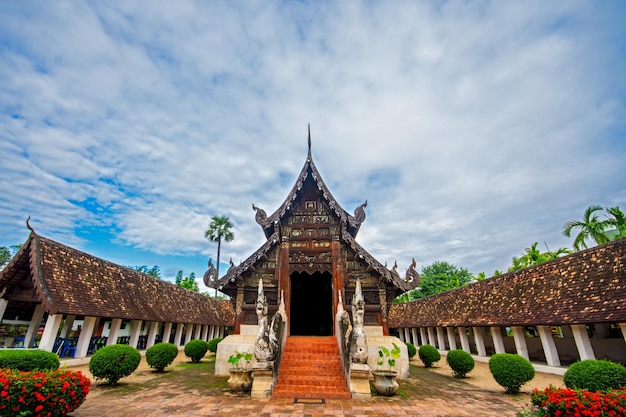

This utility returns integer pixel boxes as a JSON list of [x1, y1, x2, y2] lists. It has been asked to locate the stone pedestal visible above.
[[349, 363, 372, 399], [251, 361, 275, 399]]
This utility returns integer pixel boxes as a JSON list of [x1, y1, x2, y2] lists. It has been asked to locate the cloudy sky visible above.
[[1, 1, 625, 292]]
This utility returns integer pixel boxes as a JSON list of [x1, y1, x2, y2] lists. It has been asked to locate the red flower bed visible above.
[[531, 386, 626, 417], [0, 368, 91, 417]]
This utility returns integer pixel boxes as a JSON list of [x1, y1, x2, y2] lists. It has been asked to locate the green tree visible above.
[[204, 215, 234, 296], [397, 261, 474, 301], [175, 270, 199, 292], [0, 246, 11, 270], [562, 204, 610, 250], [0, 244, 21, 270], [604, 206, 626, 240], [508, 242, 571, 272], [130, 265, 161, 279]]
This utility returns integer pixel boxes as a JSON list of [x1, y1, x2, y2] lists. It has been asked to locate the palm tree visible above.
[[604, 206, 626, 240], [562, 205, 610, 251], [204, 215, 235, 296]]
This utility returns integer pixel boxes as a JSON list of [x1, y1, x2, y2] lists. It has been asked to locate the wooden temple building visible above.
[[206, 134, 418, 338]]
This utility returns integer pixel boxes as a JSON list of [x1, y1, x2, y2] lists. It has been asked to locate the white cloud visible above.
[[0, 1, 624, 282]]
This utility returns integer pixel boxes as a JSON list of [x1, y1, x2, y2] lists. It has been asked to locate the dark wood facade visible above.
[[209, 139, 417, 335]]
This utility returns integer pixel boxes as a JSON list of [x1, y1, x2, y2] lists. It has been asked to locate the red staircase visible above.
[[272, 336, 352, 399]]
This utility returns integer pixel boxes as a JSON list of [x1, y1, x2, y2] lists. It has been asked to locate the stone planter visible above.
[[227, 369, 253, 393], [371, 370, 399, 396]]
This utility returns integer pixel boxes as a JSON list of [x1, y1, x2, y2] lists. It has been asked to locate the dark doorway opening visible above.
[[290, 271, 333, 336]]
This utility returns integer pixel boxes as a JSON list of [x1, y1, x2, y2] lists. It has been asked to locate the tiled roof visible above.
[[388, 238, 626, 328], [0, 233, 235, 326]]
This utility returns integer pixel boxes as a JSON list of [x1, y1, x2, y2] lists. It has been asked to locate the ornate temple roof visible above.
[[211, 134, 418, 295], [388, 237, 626, 328], [0, 231, 235, 326]]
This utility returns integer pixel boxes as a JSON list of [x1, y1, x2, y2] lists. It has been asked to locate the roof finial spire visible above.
[[26, 215, 36, 234], [307, 123, 311, 157]]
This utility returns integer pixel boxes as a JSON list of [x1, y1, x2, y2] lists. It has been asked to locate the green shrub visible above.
[[446, 349, 475, 378], [563, 359, 626, 392], [89, 344, 141, 385], [488, 353, 535, 394], [405, 342, 417, 359], [207, 337, 223, 353], [184, 339, 209, 363], [146, 342, 179, 372], [0, 349, 60, 371], [0, 368, 91, 416], [418, 344, 441, 368]]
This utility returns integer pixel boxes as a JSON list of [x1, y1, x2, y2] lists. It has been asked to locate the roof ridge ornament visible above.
[[26, 215, 36, 234], [307, 123, 312, 159]]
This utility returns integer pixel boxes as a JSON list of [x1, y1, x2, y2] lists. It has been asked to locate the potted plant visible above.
[[227, 350, 253, 392], [371, 343, 401, 396]]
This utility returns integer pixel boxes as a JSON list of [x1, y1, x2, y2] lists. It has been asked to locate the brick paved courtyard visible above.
[[69, 359, 529, 417]]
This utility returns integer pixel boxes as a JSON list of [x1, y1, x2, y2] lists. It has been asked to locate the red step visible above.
[[272, 336, 351, 399]]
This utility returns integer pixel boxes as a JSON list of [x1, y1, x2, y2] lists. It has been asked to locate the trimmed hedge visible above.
[[563, 359, 626, 392], [146, 342, 179, 372], [0, 368, 91, 416], [184, 339, 209, 363], [89, 344, 141, 385], [418, 344, 440, 368], [488, 353, 535, 394], [446, 349, 475, 378], [207, 337, 223, 354], [405, 342, 417, 359], [0, 349, 60, 371]]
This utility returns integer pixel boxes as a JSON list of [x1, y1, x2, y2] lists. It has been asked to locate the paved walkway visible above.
[[69, 361, 528, 417]]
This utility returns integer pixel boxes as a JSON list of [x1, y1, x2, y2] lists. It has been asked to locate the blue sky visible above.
[[1, 1, 625, 293]]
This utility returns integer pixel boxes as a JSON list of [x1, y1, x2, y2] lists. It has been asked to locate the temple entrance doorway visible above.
[[290, 271, 333, 336]]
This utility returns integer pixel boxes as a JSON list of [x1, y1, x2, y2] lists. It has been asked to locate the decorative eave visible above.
[[341, 230, 418, 293], [252, 133, 367, 239], [210, 231, 281, 295]]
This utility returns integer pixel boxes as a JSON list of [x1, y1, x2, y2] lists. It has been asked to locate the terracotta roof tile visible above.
[[388, 238, 626, 328]]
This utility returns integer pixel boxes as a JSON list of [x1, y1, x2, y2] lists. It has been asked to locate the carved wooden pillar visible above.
[[331, 237, 343, 322], [277, 237, 290, 333], [379, 287, 389, 336], [235, 283, 244, 334]]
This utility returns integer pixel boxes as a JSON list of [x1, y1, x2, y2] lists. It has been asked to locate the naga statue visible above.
[[254, 279, 274, 362], [349, 278, 369, 364]]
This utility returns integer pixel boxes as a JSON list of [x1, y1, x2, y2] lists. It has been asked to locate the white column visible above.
[[201, 325, 208, 341], [163, 322, 173, 344], [146, 321, 160, 349], [458, 326, 471, 353], [619, 323, 626, 344], [107, 319, 122, 346], [427, 327, 436, 346], [419, 328, 428, 347], [194, 324, 202, 340], [39, 314, 63, 352], [0, 299, 8, 322], [60, 315, 75, 338], [411, 328, 418, 346], [208, 325, 215, 340], [174, 324, 184, 347], [472, 327, 487, 356], [128, 320, 143, 349], [537, 325, 561, 366], [491, 326, 506, 354], [75, 316, 97, 358], [218, 326, 224, 338], [25, 304, 45, 348], [397, 329, 405, 342], [404, 328, 411, 344], [436, 327, 446, 350], [446, 327, 457, 350], [571, 324, 595, 360], [512, 326, 529, 360]]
